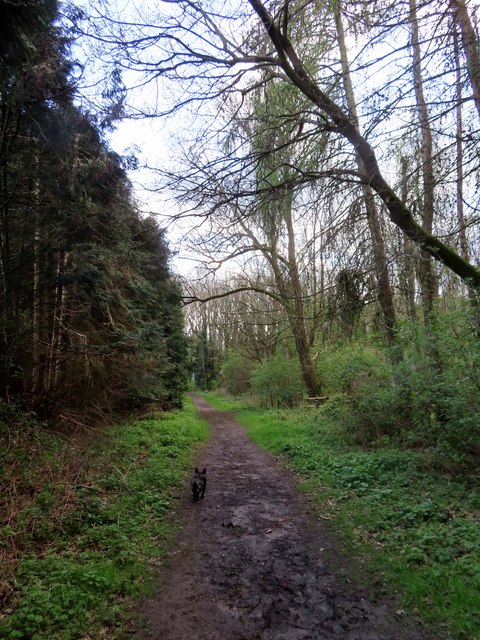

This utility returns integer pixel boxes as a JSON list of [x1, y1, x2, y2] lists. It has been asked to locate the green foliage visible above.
[[189, 329, 219, 391], [6, 555, 133, 640], [0, 397, 209, 640], [201, 391, 255, 412], [319, 342, 392, 393], [250, 354, 306, 407], [311, 343, 405, 443], [309, 308, 480, 467], [220, 351, 254, 395], [0, 9, 187, 417], [406, 308, 480, 458], [207, 394, 480, 640]]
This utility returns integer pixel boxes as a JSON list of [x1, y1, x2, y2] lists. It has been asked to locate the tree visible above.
[[0, 2, 188, 418], [409, 0, 437, 323], [73, 0, 480, 408], [80, 0, 480, 286], [451, 0, 480, 122], [332, 0, 397, 351], [453, 20, 471, 265], [247, 0, 480, 288]]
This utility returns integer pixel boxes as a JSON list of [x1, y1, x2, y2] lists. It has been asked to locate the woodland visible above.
[[174, 0, 480, 463], [0, 0, 188, 420], [1, 0, 480, 638], [1, 0, 479, 449]]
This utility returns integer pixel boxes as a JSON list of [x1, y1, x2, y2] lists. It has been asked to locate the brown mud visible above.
[[133, 395, 444, 640]]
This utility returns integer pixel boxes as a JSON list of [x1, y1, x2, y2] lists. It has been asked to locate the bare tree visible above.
[[409, 0, 437, 322], [79, 0, 480, 290], [453, 22, 471, 263], [451, 0, 480, 122], [246, 0, 480, 287], [333, 0, 397, 352]]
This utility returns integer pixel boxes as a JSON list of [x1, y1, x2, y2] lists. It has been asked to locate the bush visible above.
[[220, 352, 254, 395], [319, 309, 480, 467], [319, 343, 391, 395], [342, 381, 413, 445], [393, 311, 480, 461], [250, 354, 306, 407]]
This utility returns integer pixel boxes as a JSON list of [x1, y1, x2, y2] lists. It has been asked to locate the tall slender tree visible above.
[[409, 0, 437, 323], [333, 0, 397, 353], [451, 0, 480, 122], [0, 1, 188, 417]]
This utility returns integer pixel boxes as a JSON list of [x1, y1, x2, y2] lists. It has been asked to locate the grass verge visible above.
[[202, 392, 480, 640], [0, 397, 209, 640]]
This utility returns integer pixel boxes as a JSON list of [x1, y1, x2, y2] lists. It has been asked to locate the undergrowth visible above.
[[204, 392, 480, 640], [0, 398, 209, 640]]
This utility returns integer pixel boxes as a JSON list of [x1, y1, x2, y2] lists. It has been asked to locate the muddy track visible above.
[[133, 395, 441, 640]]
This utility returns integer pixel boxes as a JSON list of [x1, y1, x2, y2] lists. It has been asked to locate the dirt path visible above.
[[133, 395, 438, 640]]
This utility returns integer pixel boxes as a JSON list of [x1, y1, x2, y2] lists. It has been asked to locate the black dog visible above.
[[191, 467, 207, 501]]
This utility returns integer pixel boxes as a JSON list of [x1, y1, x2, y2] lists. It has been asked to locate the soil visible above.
[[133, 395, 443, 640]]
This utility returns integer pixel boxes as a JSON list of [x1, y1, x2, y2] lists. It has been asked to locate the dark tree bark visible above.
[[453, 24, 470, 263], [400, 157, 417, 321], [409, 0, 437, 324], [283, 191, 323, 397], [238, 189, 323, 398]]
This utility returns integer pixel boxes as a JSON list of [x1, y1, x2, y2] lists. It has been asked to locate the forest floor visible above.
[[132, 395, 444, 640]]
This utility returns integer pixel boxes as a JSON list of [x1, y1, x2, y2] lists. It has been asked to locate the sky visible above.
[[72, 0, 223, 277], [76, 0, 456, 280], [108, 116, 206, 277], [71, 0, 186, 265]]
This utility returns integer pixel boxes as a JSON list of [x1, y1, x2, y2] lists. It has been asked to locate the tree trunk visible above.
[[31, 207, 42, 395], [451, 0, 480, 122], [410, 0, 437, 324], [240, 198, 323, 398], [334, 2, 398, 354], [31, 151, 47, 397], [400, 157, 417, 320], [0, 105, 11, 399], [283, 189, 323, 397], [453, 25, 470, 263], [47, 250, 68, 390]]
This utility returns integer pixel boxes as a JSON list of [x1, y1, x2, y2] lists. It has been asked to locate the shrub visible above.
[[220, 352, 254, 395], [250, 354, 306, 407], [319, 343, 391, 395], [319, 309, 480, 467]]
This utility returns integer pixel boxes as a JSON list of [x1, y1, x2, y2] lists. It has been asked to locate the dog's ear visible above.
[[195, 468, 199, 473], [202, 468, 206, 474]]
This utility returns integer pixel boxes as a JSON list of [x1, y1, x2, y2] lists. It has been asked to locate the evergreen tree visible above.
[[0, 0, 187, 420]]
